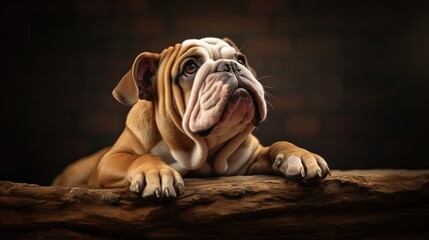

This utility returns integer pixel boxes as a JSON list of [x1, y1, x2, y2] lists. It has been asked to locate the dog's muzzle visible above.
[[187, 60, 267, 137]]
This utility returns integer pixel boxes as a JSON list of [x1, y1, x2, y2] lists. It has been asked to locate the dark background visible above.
[[1, 0, 428, 186]]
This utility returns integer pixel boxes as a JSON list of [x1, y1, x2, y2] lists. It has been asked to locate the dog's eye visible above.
[[237, 54, 247, 66], [184, 61, 198, 75]]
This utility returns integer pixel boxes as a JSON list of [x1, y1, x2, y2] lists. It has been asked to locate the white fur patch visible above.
[[182, 38, 236, 60], [151, 141, 188, 175], [170, 144, 207, 171], [224, 146, 253, 175], [151, 141, 176, 164]]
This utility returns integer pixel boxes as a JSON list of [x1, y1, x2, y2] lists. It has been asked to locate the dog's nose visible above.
[[216, 61, 241, 73]]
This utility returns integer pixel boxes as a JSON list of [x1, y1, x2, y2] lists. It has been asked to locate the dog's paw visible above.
[[129, 166, 184, 200], [271, 142, 330, 182]]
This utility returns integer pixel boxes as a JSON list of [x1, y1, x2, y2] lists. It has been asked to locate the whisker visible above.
[[265, 99, 274, 109], [257, 75, 271, 81], [264, 91, 274, 98], [263, 88, 274, 97]]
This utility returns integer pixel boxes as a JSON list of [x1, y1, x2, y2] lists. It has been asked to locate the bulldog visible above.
[[53, 37, 330, 198]]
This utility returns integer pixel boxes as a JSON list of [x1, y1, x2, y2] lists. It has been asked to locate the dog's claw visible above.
[[164, 188, 170, 198], [274, 158, 282, 167], [273, 154, 284, 173], [177, 183, 184, 195], [275, 154, 284, 165], [155, 189, 160, 198]]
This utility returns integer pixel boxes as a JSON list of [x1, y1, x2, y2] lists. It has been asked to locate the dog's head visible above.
[[113, 37, 267, 144]]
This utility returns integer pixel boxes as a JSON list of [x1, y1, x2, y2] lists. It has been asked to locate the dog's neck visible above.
[[205, 124, 251, 152]]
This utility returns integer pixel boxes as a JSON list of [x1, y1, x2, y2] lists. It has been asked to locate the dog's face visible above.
[[113, 37, 267, 142], [176, 38, 267, 140]]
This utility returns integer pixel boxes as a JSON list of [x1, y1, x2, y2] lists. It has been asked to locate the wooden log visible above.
[[1, 169, 429, 239]]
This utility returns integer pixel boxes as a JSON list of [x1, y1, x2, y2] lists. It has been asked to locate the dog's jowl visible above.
[[53, 37, 330, 199]]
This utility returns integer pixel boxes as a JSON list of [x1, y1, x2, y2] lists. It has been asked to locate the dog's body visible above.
[[53, 37, 330, 198]]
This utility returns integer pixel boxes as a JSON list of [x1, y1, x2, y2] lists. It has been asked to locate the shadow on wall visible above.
[[1, 0, 428, 185]]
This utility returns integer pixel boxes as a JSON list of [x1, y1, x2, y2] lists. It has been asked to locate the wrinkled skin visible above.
[[52, 37, 330, 200]]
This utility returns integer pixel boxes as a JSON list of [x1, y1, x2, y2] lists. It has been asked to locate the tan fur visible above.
[[52, 147, 110, 186], [53, 38, 329, 198]]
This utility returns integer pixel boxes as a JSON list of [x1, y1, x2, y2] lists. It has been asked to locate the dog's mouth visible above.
[[195, 87, 262, 138], [186, 59, 267, 139], [230, 87, 262, 126]]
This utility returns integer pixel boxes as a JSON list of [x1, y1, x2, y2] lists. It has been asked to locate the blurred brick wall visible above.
[[1, 0, 428, 185]]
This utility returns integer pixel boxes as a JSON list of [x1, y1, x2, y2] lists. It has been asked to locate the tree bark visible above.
[[1, 170, 429, 240]]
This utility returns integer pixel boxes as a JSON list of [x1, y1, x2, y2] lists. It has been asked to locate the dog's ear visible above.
[[113, 52, 159, 106], [223, 37, 258, 78]]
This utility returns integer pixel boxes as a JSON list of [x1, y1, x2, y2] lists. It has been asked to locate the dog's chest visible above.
[[150, 141, 177, 165], [150, 140, 252, 176]]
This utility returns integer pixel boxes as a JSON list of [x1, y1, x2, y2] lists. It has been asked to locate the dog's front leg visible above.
[[96, 152, 184, 199], [248, 141, 330, 182]]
